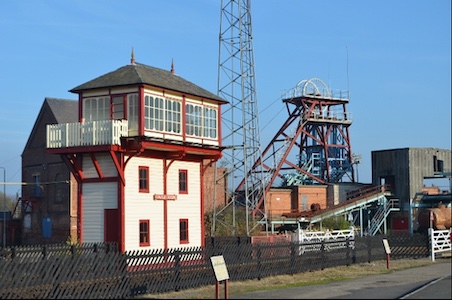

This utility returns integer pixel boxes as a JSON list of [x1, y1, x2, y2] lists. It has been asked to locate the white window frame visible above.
[[128, 94, 139, 132], [144, 95, 181, 134], [83, 96, 110, 121], [186, 103, 217, 139]]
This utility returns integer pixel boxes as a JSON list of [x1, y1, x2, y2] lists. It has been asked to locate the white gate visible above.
[[428, 228, 452, 261], [293, 228, 355, 254]]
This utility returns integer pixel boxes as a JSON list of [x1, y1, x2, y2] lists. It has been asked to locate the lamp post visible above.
[[0, 166, 5, 247]]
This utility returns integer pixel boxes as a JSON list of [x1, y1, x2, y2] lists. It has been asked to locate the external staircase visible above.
[[307, 184, 398, 236]]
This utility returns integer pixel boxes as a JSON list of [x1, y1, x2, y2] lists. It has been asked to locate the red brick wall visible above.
[[203, 161, 228, 214], [266, 189, 293, 218], [293, 185, 328, 211], [265, 185, 329, 220]]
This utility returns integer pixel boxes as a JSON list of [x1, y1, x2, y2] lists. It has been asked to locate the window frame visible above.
[[139, 166, 149, 193], [139, 219, 150, 247], [185, 102, 218, 139], [179, 218, 189, 244], [179, 169, 188, 194], [82, 96, 110, 121], [144, 94, 181, 133], [203, 106, 217, 138], [111, 94, 126, 120], [128, 94, 139, 132]]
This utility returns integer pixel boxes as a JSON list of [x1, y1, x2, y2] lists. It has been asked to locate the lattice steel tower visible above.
[[212, 0, 267, 236]]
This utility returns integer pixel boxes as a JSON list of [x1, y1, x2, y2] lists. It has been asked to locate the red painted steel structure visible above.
[[234, 78, 355, 216]]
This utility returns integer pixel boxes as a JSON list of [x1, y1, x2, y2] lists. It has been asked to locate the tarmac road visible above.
[[229, 259, 451, 299]]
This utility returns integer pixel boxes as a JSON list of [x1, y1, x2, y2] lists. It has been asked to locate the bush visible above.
[[321, 216, 352, 230]]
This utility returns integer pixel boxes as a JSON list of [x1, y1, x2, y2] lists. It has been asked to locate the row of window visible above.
[[83, 94, 218, 139], [139, 167, 188, 194], [139, 219, 188, 246]]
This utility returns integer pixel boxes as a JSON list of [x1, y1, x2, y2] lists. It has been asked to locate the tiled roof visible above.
[[45, 97, 78, 123], [70, 62, 227, 103]]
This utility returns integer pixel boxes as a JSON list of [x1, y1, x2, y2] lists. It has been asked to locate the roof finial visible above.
[[171, 58, 175, 74], [131, 47, 135, 65]]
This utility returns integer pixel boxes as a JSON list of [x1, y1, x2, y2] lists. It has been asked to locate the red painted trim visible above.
[[78, 182, 83, 243], [218, 105, 222, 147], [178, 169, 188, 194], [61, 155, 82, 183], [200, 163, 205, 247], [124, 94, 128, 122], [67, 154, 85, 181], [126, 148, 220, 163], [139, 140, 223, 155], [47, 144, 123, 154], [138, 86, 144, 136], [163, 158, 168, 251], [182, 95, 186, 140], [110, 151, 125, 185], [179, 218, 189, 244], [119, 174, 125, 253], [74, 83, 227, 105], [110, 93, 128, 120], [140, 83, 228, 105], [90, 153, 104, 179], [78, 93, 83, 122], [109, 93, 113, 119], [138, 166, 150, 193], [139, 219, 151, 247]]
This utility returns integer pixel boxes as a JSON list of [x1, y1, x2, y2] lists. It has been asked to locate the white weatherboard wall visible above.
[[124, 157, 165, 251], [123, 156, 202, 252], [166, 160, 201, 249], [82, 182, 118, 242]]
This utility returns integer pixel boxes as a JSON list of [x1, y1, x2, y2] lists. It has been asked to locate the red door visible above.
[[104, 209, 119, 243]]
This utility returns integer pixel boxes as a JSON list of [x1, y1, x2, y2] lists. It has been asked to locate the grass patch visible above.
[[139, 258, 442, 299]]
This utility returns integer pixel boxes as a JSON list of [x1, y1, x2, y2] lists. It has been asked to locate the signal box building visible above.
[[46, 55, 227, 253]]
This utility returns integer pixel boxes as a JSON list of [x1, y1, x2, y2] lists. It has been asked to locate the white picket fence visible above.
[[292, 228, 355, 254], [428, 228, 452, 261]]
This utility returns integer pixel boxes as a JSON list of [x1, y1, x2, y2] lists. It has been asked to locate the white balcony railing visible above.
[[47, 120, 128, 148]]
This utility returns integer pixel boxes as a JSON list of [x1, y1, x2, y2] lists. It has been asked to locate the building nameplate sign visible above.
[[153, 194, 177, 200]]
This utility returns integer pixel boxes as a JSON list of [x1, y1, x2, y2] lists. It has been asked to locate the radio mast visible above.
[[212, 0, 267, 236]]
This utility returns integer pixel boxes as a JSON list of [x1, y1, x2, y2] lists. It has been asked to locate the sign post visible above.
[[210, 255, 230, 299], [382, 238, 391, 269]]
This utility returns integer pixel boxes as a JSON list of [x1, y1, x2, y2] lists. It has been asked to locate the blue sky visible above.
[[0, 0, 450, 197]]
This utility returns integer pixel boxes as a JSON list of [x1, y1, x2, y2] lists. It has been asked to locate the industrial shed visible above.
[[371, 147, 451, 211]]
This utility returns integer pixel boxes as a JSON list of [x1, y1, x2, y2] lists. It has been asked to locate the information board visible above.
[[382, 238, 391, 254], [210, 255, 229, 281]]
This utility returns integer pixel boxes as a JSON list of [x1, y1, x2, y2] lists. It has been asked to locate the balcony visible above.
[[47, 120, 128, 149]]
